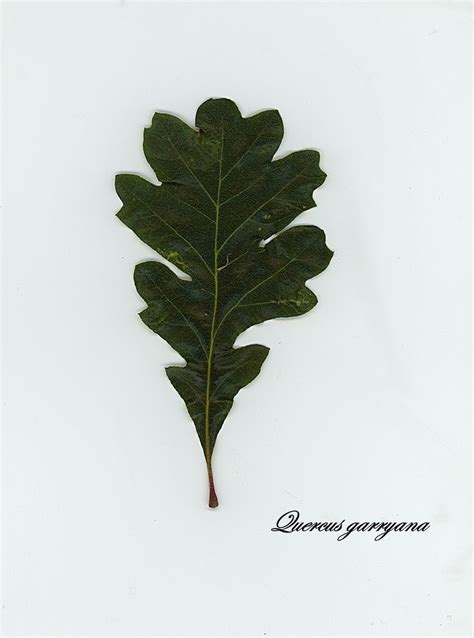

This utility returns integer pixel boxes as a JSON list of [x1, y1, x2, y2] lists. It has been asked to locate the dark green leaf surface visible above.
[[116, 98, 333, 507]]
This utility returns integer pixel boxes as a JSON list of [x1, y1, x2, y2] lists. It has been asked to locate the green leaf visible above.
[[116, 98, 333, 507]]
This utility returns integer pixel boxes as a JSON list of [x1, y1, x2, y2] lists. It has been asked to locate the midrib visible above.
[[204, 124, 224, 466]]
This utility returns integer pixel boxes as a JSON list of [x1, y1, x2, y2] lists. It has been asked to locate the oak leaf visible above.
[[116, 98, 333, 507]]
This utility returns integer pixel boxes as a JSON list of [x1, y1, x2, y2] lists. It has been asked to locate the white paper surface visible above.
[[2, 1, 471, 635]]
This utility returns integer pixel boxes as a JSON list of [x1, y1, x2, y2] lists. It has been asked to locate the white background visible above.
[[2, 1, 472, 636]]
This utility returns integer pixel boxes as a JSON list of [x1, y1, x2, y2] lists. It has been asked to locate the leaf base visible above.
[[208, 470, 219, 508]]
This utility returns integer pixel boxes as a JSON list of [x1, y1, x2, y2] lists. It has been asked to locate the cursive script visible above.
[[271, 510, 430, 541]]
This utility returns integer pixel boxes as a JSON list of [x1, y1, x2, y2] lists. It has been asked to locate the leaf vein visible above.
[[142, 270, 209, 360], [164, 129, 217, 206], [220, 121, 271, 183], [132, 193, 213, 277], [214, 257, 298, 337], [218, 163, 315, 255]]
